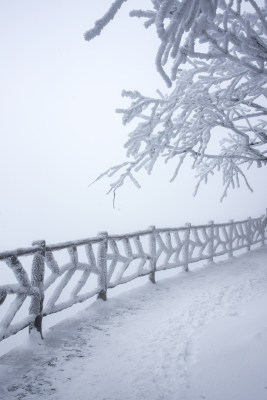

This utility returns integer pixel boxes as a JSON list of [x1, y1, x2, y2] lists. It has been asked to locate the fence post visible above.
[[228, 220, 234, 258], [97, 232, 108, 301], [247, 217, 252, 251], [183, 223, 191, 272], [29, 240, 46, 338], [261, 211, 267, 246], [149, 226, 156, 284], [208, 220, 214, 263]]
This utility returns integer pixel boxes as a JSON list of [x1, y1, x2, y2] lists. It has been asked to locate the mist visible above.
[[0, 0, 266, 252]]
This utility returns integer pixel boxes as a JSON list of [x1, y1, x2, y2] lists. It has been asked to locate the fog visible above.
[[0, 0, 266, 252]]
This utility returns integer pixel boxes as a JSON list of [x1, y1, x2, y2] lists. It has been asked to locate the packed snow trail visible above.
[[0, 246, 267, 400]]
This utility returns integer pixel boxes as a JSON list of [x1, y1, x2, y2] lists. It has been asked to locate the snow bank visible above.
[[0, 246, 266, 400]]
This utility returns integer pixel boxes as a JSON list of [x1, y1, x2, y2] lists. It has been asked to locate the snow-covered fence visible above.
[[0, 214, 266, 342]]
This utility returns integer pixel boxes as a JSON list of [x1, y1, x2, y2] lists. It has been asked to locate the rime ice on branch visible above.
[[85, 1, 267, 199]]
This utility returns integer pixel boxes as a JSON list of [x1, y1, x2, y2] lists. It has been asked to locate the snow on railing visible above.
[[0, 213, 267, 342]]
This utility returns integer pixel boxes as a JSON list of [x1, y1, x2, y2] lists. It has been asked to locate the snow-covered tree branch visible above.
[[86, 0, 267, 200]]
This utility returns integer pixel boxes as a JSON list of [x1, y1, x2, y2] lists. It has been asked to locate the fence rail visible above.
[[0, 213, 267, 342]]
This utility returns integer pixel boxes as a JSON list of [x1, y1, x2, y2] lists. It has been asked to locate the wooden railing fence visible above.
[[0, 213, 266, 342]]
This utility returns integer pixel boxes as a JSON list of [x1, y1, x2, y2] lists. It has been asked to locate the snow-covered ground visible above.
[[0, 246, 267, 400]]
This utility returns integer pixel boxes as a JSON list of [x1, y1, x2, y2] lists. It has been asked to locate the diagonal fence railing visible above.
[[0, 213, 267, 342]]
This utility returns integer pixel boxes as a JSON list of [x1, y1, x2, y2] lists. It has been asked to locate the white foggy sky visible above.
[[0, 0, 266, 251]]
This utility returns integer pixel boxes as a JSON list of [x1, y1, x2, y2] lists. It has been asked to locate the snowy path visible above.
[[1, 246, 267, 400]]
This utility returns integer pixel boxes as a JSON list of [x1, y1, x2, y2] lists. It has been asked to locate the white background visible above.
[[0, 0, 266, 251]]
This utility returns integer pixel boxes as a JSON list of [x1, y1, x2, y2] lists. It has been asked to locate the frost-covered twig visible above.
[[85, 1, 267, 199], [84, 0, 128, 41]]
